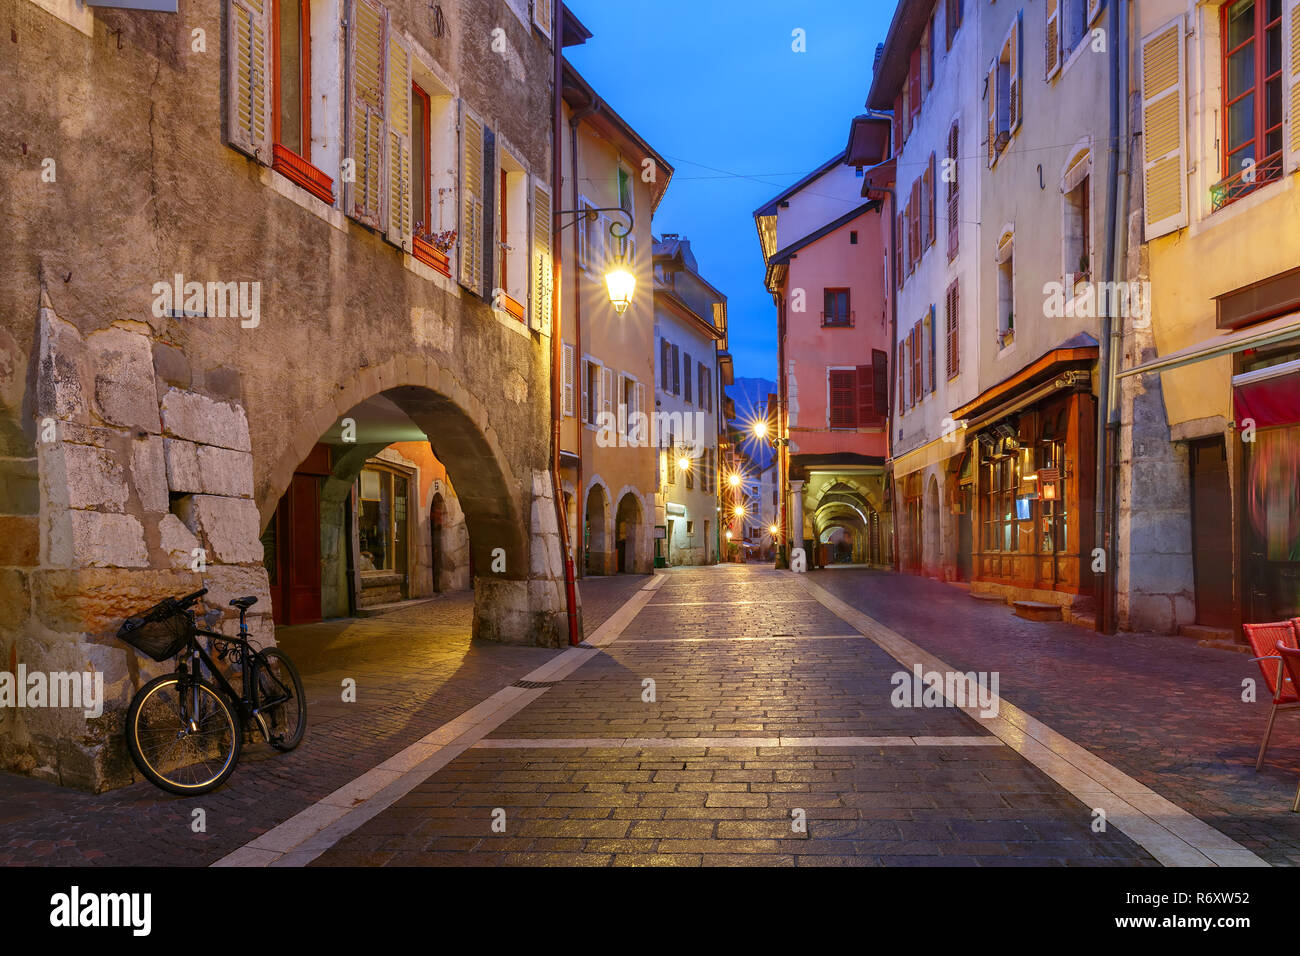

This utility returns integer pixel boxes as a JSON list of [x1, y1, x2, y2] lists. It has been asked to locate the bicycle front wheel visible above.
[[251, 648, 306, 751], [126, 674, 243, 795]]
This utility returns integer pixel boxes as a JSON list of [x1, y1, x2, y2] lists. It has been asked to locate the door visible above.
[[1190, 437, 1234, 627], [957, 486, 973, 581], [286, 472, 323, 625], [430, 494, 444, 592]]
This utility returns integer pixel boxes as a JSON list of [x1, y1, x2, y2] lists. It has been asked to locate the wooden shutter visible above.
[[927, 305, 937, 392], [635, 383, 645, 434], [531, 180, 553, 333], [893, 95, 903, 153], [872, 349, 888, 416], [1087, 0, 1103, 25], [226, 0, 271, 162], [926, 153, 936, 247], [855, 364, 874, 426], [1141, 16, 1187, 240], [385, 33, 412, 251], [347, 0, 386, 229], [458, 103, 484, 291], [581, 361, 590, 423], [671, 344, 680, 394], [602, 367, 614, 417], [1010, 14, 1023, 132], [1287, 0, 1300, 172], [660, 339, 670, 389], [683, 352, 693, 404], [1046, 0, 1061, 80], [533, 0, 553, 37], [947, 126, 959, 259], [898, 341, 907, 410], [987, 61, 998, 166], [945, 0, 956, 49], [562, 343, 575, 417], [946, 280, 960, 379], [909, 48, 921, 118], [481, 125, 496, 301], [911, 324, 922, 404], [830, 370, 855, 428]]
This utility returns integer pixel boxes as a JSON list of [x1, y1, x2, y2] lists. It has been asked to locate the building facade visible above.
[[557, 60, 668, 577], [1, 0, 576, 790], [755, 154, 894, 569], [652, 236, 726, 567]]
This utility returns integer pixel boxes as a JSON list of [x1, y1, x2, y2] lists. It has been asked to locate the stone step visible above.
[[1178, 623, 1235, 643], [1013, 600, 1064, 622], [1065, 610, 1096, 630], [355, 597, 442, 618], [969, 591, 1005, 603]]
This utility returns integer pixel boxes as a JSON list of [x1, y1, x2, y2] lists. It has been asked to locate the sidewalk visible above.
[[0, 575, 648, 866], [808, 568, 1300, 865]]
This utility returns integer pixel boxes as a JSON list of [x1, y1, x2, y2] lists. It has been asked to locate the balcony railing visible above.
[[821, 311, 855, 328], [1211, 151, 1283, 213]]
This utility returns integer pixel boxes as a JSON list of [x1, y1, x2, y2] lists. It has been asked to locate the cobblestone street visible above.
[[3, 565, 1298, 867]]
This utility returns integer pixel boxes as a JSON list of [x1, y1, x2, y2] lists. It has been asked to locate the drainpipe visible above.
[[550, 6, 580, 647], [776, 293, 788, 567], [1095, 0, 1129, 634], [876, 184, 900, 572]]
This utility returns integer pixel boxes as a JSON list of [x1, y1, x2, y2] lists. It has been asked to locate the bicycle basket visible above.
[[117, 604, 196, 662]]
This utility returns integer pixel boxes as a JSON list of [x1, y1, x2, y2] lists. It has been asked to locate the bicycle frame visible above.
[[174, 614, 290, 743]]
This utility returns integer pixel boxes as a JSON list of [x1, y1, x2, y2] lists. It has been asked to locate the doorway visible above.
[[1190, 437, 1234, 627]]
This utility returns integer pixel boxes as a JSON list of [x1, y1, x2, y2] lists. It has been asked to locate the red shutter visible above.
[[909, 48, 921, 117], [927, 153, 937, 247], [893, 95, 903, 152], [911, 325, 922, 404], [928, 305, 937, 392], [856, 365, 873, 426], [830, 370, 856, 428], [873, 349, 889, 416], [947, 125, 960, 260]]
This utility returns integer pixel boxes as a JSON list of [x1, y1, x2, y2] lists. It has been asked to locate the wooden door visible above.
[[275, 472, 323, 625], [1190, 437, 1233, 627]]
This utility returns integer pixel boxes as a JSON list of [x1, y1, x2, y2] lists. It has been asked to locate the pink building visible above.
[[754, 151, 893, 567]]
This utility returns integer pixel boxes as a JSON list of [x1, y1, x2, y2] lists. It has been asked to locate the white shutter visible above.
[[347, 0, 386, 229], [1010, 13, 1023, 133], [226, 0, 271, 162], [1287, 0, 1300, 173], [580, 360, 590, 423], [531, 180, 553, 334], [1046, 0, 1061, 80], [385, 33, 412, 251], [1141, 16, 1187, 240], [987, 61, 997, 167], [1087, 0, 1103, 26], [596, 213, 609, 269], [533, 0, 553, 38], [602, 367, 614, 417], [459, 102, 485, 292], [562, 344, 575, 417]]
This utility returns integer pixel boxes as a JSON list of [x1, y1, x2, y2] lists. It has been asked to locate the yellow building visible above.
[[557, 60, 672, 575], [1123, 0, 1300, 633]]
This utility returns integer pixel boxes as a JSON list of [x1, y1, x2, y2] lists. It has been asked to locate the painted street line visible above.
[[471, 735, 1005, 749], [797, 576, 1269, 868], [212, 574, 667, 867], [609, 633, 863, 645], [647, 599, 821, 607]]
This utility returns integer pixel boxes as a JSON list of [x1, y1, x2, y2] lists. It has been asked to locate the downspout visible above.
[[776, 292, 788, 567], [1107, 0, 1131, 632], [1095, 0, 1128, 634], [877, 185, 900, 572], [550, 6, 580, 647], [569, 96, 599, 580]]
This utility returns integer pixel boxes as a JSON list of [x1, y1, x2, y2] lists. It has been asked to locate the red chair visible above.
[[1243, 621, 1299, 770], [1275, 644, 1300, 811]]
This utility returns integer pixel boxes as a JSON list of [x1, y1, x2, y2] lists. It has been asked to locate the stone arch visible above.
[[925, 474, 942, 577], [260, 356, 527, 584], [614, 488, 646, 574], [583, 477, 611, 575]]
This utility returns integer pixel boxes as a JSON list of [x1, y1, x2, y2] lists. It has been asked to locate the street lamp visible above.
[[732, 504, 745, 518], [728, 472, 742, 488], [555, 206, 635, 314], [752, 420, 768, 440], [769, 524, 779, 536], [677, 454, 692, 473]]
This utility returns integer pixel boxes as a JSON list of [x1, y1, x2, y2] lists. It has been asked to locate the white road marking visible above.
[[471, 735, 1004, 749]]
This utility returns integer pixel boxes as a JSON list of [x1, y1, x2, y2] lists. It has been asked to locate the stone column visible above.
[[789, 479, 805, 558]]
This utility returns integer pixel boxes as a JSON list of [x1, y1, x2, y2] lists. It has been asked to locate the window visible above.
[[583, 360, 601, 425], [925, 15, 935, 90], [1220, 0, 1284, 198], [1037, 438, 1069, 554], [829, 370, 856, 428], [660, 338, 672, 391], [683, 352, 693, 404], [988, 16, 1022, 166], [1064, 0, 1089, 57], [850, 230, 859, 244], [946, 124, 960, 259], [273, 0, 310, 159], [1063, 155, 1091, 284], [562, 343, 575, 417], [997, 233, 1015, 347], [618, 166, 634, 215], [829, 358, 887, 429], [496, 151, 528, 321], [945, 279, 960, 379], [357, 465, 410, 577], [697, 363, 707, 412], [412, 84, 431, 236], [945, 0, 963, 49], [823, 288, 852, 327], [981, 449, 1020, 553]]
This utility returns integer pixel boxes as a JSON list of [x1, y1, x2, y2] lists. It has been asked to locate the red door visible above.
[[268, 472, 323, 626]]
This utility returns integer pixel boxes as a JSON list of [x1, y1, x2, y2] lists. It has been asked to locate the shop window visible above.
[[981, 445, 1020, 552], [357, 466, 410, 577]]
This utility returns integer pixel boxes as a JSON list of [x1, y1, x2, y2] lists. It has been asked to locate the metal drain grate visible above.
[[511, 679, 560, 689]]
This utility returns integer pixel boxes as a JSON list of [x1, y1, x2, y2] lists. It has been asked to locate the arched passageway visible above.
[[615, 492, 643, 574], [584, 484, 610, 575]]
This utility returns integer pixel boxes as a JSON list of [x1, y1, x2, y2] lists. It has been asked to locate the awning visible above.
[[1117, 311, 1300, 379], [1234, 367, 1300, 428]]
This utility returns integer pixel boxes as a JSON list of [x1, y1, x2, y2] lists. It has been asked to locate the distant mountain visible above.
[[725, 377, 777, 471]]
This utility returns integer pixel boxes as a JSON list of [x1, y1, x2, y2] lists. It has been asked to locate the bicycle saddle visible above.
[[230, 596, 258, 609]]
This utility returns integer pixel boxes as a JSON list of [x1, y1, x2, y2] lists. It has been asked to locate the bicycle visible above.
[[116, 588, 307, 795]]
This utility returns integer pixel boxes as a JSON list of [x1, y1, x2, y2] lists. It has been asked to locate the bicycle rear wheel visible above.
[[251, 648, 306, 751], [126, 674, 242, 795]]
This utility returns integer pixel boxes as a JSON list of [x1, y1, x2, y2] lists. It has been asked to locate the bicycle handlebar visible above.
[[177, 588, 208, 607]]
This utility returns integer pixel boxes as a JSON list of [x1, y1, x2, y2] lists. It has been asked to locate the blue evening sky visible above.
[[563, 0, 894, 382]]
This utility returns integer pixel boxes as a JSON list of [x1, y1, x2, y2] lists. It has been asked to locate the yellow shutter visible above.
[[1141, 16, 1187, 240], [531, 181, 553, 334], [226, 0, 271, 162], [459, 102, 484, 292], [1287, 0, 1300, 171], [348, 0, 386, 229], [533, 0, 553, 38], [987, 62, 997, 167], [385, 34, 412, 251], [1046, 0, 1061, 80]]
